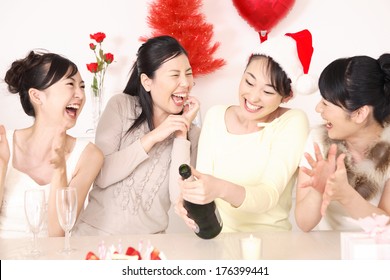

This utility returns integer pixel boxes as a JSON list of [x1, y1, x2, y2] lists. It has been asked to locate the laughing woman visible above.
[[73, 35, 200, 236], [295, 54, 390, 232], [0, 51, 103, 238], [176, 30, 315, 232]]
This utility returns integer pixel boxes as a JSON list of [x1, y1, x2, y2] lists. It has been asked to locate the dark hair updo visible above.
[[319, 54, 390, 126], [4, 50, 78, 117]]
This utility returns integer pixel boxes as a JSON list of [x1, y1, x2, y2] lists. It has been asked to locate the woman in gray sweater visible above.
[[74, 36, 200, 235]]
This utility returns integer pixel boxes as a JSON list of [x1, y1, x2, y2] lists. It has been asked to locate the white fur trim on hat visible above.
[[253, 29, 317, 95]]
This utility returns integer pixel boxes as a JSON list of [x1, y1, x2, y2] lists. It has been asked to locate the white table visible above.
[[0, 231, 341, 260]]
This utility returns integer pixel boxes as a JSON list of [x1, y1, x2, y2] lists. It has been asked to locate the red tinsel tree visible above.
[[142, 0, 226, 77]]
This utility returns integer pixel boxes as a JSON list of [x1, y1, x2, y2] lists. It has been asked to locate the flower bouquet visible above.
[[86, 32, 114, 131]]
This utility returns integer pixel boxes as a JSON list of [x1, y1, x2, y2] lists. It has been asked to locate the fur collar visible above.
[[319, 125, 390, 200]]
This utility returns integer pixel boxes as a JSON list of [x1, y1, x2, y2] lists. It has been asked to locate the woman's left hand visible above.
[[300, 143, 338, 194], [174, 195, 198, 231]]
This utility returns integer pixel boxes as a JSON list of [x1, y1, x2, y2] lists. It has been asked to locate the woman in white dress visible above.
[[0, 50, 103, 238]]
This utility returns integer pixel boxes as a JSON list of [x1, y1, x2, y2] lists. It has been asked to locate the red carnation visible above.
[[89, 43, 96, 50], [104, 53, 114, 64], [90, 32, 106, 43], [86, 62, 99, 73]]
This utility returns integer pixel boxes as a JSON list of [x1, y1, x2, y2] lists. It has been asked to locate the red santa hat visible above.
[[253, 29, 317, 95]]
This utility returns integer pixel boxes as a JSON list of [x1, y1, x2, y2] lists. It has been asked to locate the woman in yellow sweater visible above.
[[177, 30, 316, 232]]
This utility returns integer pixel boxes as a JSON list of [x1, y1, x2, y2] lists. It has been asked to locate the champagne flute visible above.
[[24, 189, 45, 257], [56, 187, 77, 254]]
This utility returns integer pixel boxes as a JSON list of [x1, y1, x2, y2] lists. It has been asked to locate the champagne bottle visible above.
[[179, 164, 223, 239]]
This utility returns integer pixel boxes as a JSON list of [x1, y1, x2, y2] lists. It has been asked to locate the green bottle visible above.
[[179, 164, 223, 239]]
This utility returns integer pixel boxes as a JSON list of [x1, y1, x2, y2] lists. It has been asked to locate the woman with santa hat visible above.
[[177, 29, 317, 233]]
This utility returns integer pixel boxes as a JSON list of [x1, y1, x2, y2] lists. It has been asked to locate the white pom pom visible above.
[[295, 74, 318, 95]]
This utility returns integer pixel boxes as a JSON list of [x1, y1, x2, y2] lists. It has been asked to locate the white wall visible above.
[[1, 0, 389, 232], [1, 0, 390, 134]]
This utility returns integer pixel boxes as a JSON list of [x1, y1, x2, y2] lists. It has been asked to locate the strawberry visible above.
[[85, 251, 100, 260], [125, 247, 141, 260], [150, 248, 161, 260]]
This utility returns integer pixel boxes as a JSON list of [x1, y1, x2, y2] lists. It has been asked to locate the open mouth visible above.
[[245, 99, 262, 113], [325, 121, 333, 129], [65, 103, 80, 118], [322, 118, 333, 129], [171, 93, 187, 106]]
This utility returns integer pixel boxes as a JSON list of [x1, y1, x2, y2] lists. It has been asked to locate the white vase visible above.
[[90, 87, 104, 132]]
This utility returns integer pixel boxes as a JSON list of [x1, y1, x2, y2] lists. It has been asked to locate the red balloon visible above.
[[232, 0, 296, 41]]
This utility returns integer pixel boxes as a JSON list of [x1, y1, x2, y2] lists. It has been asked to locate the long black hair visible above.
[[124, 35, 188, 133]]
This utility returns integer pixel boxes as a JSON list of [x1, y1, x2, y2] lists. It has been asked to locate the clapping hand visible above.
[[321, 153, 352, 216], [50, 129, 67, 170], [300, 143, 338, 194]]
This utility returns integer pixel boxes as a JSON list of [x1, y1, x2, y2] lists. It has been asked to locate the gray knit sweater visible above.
[[75, 94, 200, 235]]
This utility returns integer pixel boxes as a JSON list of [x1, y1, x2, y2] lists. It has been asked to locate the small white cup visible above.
[[240, 234, 261, 260]]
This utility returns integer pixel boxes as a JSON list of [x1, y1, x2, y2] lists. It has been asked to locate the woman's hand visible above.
[[141, 115, 189, 152], [179, 167, 220, 205], [174, 195, 198, 231], [141, 97, 200, 151], [182, 96, 200, 124], [173, 96, 200, 139], [50, 129, 67, 170], [0, 125, 10, 167], [300, 143, 338, 194], [321, 153, 353, 215]]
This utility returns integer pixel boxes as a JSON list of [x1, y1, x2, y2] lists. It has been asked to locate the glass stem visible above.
[[32, 232, 38, 252], [64, 230, 70, 251]]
